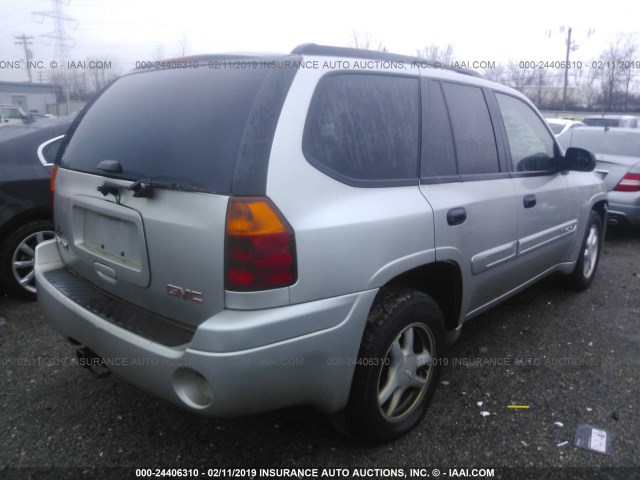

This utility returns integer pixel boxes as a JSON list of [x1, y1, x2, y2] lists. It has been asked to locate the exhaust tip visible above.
[[76, 346, 111, 378], [173, 368, 214, 409]]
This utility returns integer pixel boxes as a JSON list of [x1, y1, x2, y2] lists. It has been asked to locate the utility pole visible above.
[[562, 27, 572, 112], [14, 34, 35, 82], [553, 26, 594, 112]]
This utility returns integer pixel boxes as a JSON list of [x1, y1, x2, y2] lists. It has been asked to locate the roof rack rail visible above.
[[291, 43, 482, 78]]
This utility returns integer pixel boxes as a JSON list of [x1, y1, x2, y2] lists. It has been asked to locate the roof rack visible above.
[[291, 43, 482, 78]]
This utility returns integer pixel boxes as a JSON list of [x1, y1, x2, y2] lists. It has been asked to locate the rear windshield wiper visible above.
[[97, 178, 207, 202], [127, 179, 207, 197]]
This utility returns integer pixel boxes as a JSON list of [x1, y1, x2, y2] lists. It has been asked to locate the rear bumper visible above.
[[35, 240, 376, 416], [607, 192, 640, 227]]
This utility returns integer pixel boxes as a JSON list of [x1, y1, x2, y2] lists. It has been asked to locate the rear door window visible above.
[[441, 82, 500, 176], [303, 73, 419, 185]]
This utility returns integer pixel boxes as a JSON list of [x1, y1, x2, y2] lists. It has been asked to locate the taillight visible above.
[[50, 164, 59, 206], [614, 173, 640, 192], [225, 197, 297, 291]]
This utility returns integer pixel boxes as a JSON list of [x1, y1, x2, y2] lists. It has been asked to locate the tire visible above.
[[0, 220, 55, 300], [564, 210, 603, 291], [341, 288, 445, 444]]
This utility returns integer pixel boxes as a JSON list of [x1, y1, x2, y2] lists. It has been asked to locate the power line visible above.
[[32, 0, 78, 113], [32, 0, 77, 60]]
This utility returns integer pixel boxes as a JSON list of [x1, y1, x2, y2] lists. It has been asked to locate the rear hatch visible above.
[[54, 57, 297, 327]]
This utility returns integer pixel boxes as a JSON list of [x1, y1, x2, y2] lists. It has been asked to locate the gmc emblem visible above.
[[166, 284, 204, 303]]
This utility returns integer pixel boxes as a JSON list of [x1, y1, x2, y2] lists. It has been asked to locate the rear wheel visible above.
[[0, 220, 55, 299], [341, 288, 445, 444], [564, 211, 602, 291]]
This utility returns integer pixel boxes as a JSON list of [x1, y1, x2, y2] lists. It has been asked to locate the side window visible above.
[[495, 93, 556, 173], [421, 80, 457, 178], [7, 108, 22, 119], [303, 74, 419, 183], [442, 82, 500, 175]]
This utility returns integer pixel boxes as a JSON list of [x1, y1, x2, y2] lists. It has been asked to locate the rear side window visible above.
[[61, 63, 292, 194], [441, 82, 500, 175], [495, 93, 556, 172], [303, 74, 419, 185]]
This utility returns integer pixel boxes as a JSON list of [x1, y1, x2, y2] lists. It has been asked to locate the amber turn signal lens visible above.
[[226, 198, 289, 235]]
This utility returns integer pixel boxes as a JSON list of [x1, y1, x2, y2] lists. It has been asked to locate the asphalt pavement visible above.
[[1, 228, 639, 480]]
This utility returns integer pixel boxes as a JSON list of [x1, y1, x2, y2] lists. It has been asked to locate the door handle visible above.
[[523, 195, 537, 209], [447, 207, 467, 226]]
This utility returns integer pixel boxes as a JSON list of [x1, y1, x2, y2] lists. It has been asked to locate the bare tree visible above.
[[416, 44, 454, 66], [176, 34, 190, 57], [351, 31, 387, 52], [597, 35, 628, 110], [153, 45, 166, 61], [619, 34, 638, 111], [533, 68, 549, 107], [88, 56, 120, 94], [504, 61, 536, 91], [483, 64, 507, 85], [572, 63, 599, 109]]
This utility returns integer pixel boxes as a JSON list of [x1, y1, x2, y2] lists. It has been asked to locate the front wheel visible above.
[[564, 210, 603, 291], [341, 288, 445, 444]]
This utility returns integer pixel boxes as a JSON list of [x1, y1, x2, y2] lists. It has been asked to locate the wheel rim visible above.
[[582, 225, 599, 279], [377, 322, 435, 422], [11, 230, 55, 294]]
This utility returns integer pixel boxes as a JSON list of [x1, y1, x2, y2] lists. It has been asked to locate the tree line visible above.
[[417, 33, 639, 113]]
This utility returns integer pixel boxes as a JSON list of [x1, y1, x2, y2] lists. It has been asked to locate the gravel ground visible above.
[[0, 228, 639, 480]]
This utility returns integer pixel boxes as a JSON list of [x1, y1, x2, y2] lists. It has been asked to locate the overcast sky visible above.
[[1, 0, 639, 83]]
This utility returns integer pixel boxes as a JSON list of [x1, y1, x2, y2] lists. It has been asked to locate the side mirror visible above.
[[562, 147, 596, 172]]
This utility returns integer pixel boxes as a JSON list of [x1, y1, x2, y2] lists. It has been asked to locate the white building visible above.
[[0, 81, 61, 115]]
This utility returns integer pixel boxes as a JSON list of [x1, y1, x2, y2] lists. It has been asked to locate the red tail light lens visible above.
[[614, 173, 640, 192], [50, 164, 59, 206], [225, 197, 297, 291]]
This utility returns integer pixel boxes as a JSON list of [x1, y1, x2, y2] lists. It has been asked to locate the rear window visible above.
[[61, 63, 290, 194], [583, 118, 620, 127], [558, 129, 640, 157]]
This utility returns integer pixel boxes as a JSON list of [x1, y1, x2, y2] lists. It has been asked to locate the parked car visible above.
[[558, 126, 640, 227], [546, 118, 585, 136], [0, 104, 30, 125], [583, 114, 638, 128], [36, 44, 607, 444], [0, 117, 72, 298], [28, 112, 56, 119]]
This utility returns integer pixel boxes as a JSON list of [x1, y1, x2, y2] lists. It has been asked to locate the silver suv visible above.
[[36, 44, 607, 444]]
